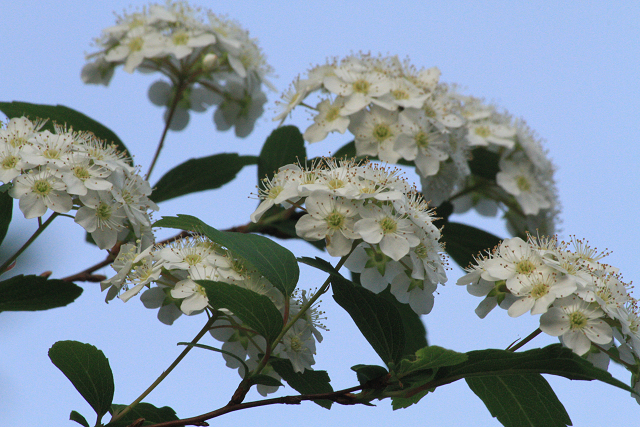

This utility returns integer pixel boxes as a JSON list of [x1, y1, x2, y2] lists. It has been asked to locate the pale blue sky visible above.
[[1, 1, 639, 426]]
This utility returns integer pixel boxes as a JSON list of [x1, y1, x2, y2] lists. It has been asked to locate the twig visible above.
[[144, 385, 364, 427]]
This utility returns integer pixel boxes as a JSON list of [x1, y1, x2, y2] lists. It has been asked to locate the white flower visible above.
[[9, 168, 73, 218], [303, 98, 350, 143], [354, 204, 420, 261], [390, 270, 438, 315], [345, 243, 404, 293], [171, 279, 210, 315], [323, 69, 394, 115], [276, 321, 317, 373], [349, 105, 402, 163], [395, 109, 449, 177], [496, 158, 551, 215], [251, 165, 302, 222], [506, 268, 576, 317], [295, 192, 361, 256], [104, 26, 165, 73], [539, 296, 613, 356], [75, 190, 127, 250], [466, 122, 516, 148], [483, 237, 544, 289]]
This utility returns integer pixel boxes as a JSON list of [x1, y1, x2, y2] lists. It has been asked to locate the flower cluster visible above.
[[458, 235, 639, 367], [275, 53, 559, 235], [102, 235, 326, 393], [83, 0, 273, 136], [251, 158, 448, 314], [0, 116, 156, 250]]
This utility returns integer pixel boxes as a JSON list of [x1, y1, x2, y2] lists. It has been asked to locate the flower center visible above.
[[530, 283, 549, 299], [172, 31, 189, 45], [392, 89, 409, 100], [474, 126, 491, 138], [516, 176, 531, 192], [73, 166, 91, 181], [9, 136, 27, 148], [380, 216, 398, 235], [195, 284, 207, 297], [325, 210, 345, 230], [373, 123, 392, 142], [424, 105, 436, 118], [184, 253, 203, 266], [327, 178, 345, 190], [267, 185, 284, 200], [128, 36, 144, 52], [2, 155, 18, 170], [415, 131, 429, 149], [569, 311, 588, 330], [33, 179, 52, 196], [515, 259, 536, 275], [325, 107, 341, 122], [290, 336, 303, 352], [352, 79, 370, 94], [43, 148, 60, 160], [96, 201, 112, 221]]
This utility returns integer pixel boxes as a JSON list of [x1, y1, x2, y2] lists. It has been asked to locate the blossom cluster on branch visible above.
[[275, 53, 559, 236], [251, 158, 448, 315], [101, 234, 326, 395], [0, 116, 156, 249], [458, 235, 639, 368], [82, 0, 274, 136]]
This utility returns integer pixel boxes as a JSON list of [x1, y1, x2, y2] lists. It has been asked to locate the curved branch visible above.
[[144, 385, 364, 427]]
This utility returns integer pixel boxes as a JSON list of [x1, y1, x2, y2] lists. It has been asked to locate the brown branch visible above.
[[143, 385, 364, 427]]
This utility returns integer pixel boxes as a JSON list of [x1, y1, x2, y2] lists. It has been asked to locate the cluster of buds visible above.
[[274, 52, 559, 235], [251, 158, 448, 315], [83, 0, 274, 136], [101, 235, 326, 394], [459, 235, 639, 369], [0, 116, 156, 249]]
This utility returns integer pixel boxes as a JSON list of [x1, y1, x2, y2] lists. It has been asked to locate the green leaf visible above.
[[257, 125, 306, 182], [433, 344, 633, 393], [69, 411, 90, 427], [468, 147, 501, 180], [154, 215, 299, 296], [331, 274, 405, 365], [48, 341, 114, 422], [251, 374, 284, 387], [351, 272, 429, 358], [0, 102, 131, 163], [351, 364, 389, 386], [151, 153, 257, 203], [265, 214, 326, 251], [0, 275, 83, 312], [198, 280, 283, 343], [107, 403, 179, 427], [0, 190, 12, 247], [466, 374, 572, 427], [270, 357, 334, 409], [442, 221, 503, 269], [397, 346, 468, 377], [391, 389, 430, 410], [298, 256, 341, 276]]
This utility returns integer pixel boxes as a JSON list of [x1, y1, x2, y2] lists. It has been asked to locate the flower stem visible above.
[[145, 79, 188, 180], [507, 328, 542, 352], [108, 314, 218, 424], [0, 212, 58, 275]]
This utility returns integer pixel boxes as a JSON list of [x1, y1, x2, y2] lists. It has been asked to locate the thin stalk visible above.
[[0, 212, 58, 274], [145, 79, 188, 180], [507, 328, 542, 352], [108, 315, 217, 424]]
